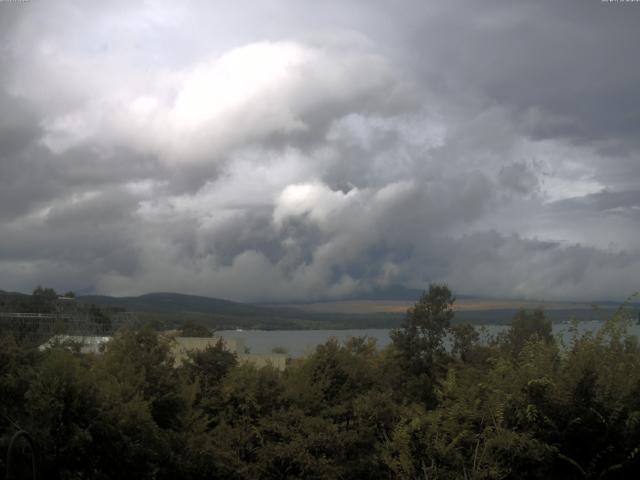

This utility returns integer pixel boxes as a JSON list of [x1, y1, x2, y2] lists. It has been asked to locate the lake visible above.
[[219, 320, 640, 357]]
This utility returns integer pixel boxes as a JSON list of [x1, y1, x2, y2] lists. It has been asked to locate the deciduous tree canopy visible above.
[[2, 286, 640, 479]]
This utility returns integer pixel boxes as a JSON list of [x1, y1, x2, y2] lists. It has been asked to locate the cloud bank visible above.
[[1, 0, 639, 302]]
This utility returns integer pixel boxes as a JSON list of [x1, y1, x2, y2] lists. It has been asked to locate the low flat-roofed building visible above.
[[170, 336, 287, 370], [39, 335, 112, 355], [39, 333, 288, 370]]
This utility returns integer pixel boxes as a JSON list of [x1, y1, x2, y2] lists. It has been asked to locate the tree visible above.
[[390, 284, 455, 407], [449, 323, 480, 363], [31, 286, 58, 313], [88, 304, 112, 334], [32, 285, 57, 301], [98, 327, 185, 430], [23, 347, 102, 478], [179, 320, 212, 338], [182, 339, 237, 409], [504, 309, 553, 356]]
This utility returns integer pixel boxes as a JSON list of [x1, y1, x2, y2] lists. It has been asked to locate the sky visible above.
[[1, 0, 640, 302]]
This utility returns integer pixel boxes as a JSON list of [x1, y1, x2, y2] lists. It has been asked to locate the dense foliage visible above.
[[2, 285, 640, 479]]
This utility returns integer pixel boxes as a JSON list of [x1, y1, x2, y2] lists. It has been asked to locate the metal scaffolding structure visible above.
[[0, 311, 140, 342]]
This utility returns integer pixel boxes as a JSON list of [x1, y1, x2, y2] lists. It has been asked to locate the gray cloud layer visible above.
[[1, 0, 639, 301]]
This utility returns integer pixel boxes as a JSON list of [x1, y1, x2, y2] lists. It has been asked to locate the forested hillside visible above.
[[2, 285, 640, 479]]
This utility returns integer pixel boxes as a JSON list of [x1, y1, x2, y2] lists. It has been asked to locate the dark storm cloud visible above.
[[498, 162, 540, 195], [1, 0, 639, 301], [387, 0, 640, 150]]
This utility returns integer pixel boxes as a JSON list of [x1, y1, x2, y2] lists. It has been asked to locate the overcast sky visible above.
[[1, 0, 639, 302]]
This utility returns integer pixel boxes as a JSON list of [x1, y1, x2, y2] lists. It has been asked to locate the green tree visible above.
[[0, 333, 40, 423], [23, 347, 101, 478], [31, 285, 58, 313], [181, 339, 237, 415], [449, 323, 480, 363], [179, 320, 212, 337], [275, 338, 393, 479], [389, 283, 455, 407], [98, 327, 185, 430], [88, 303, 112, 334], [32, 285, 57, 301], [504, 308, 553, 356]]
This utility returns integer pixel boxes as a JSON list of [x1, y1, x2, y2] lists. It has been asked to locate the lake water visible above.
[[219, 321, 640, 357]]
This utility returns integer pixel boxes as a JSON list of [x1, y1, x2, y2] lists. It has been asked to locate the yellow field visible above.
[[274, 298, 594, 315]]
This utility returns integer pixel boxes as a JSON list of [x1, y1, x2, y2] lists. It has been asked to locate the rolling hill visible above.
[[77, 292, 403, 330], [3, 289, 635, 331], [76, 291, 638, 330]]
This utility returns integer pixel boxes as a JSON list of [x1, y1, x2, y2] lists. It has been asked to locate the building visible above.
[[38, 335, 111, 355], [39, 333, 288, 370], [170, 336, 287, 370]]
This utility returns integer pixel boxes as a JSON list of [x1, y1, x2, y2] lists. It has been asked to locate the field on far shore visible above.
[[266, 298, 610, 315]]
